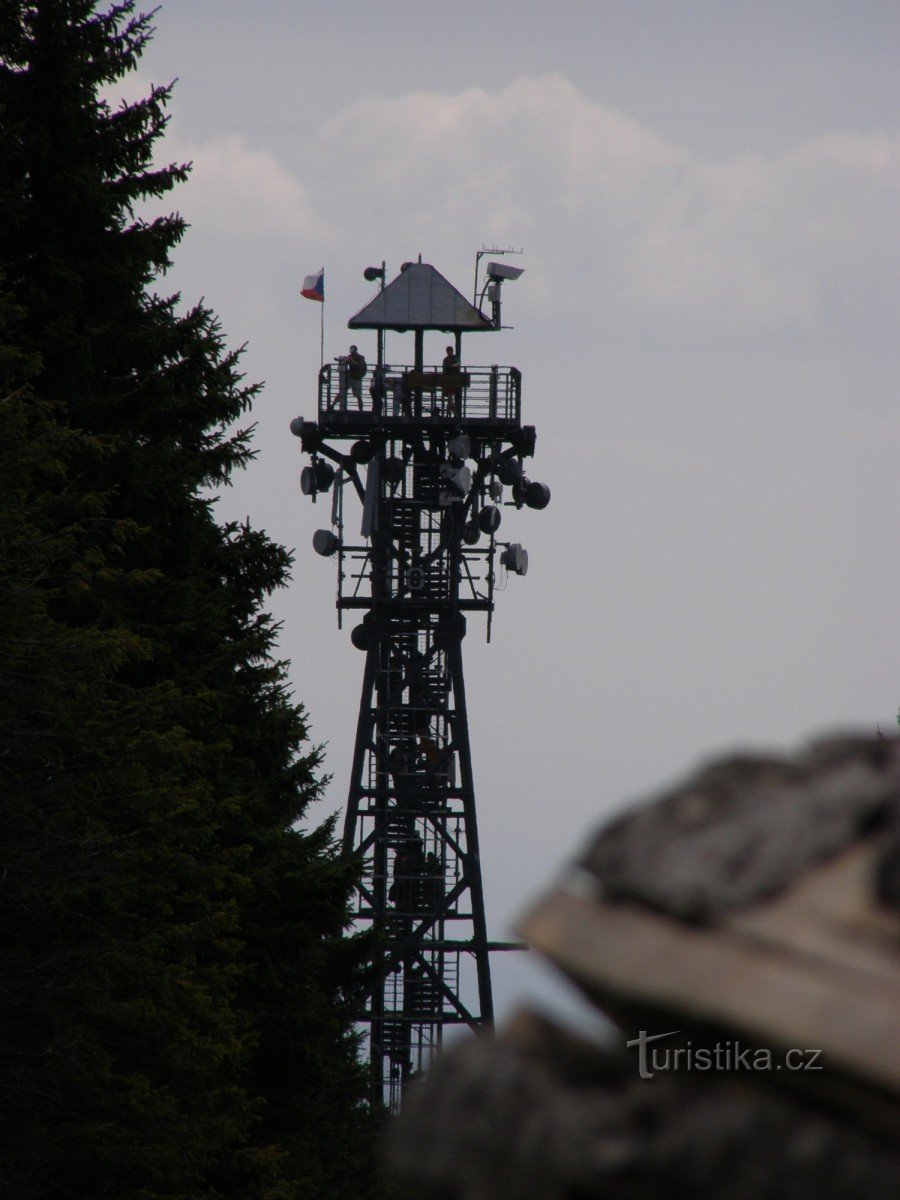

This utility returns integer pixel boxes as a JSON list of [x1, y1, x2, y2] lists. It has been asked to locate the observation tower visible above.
[[291, 256, 550, 1110]]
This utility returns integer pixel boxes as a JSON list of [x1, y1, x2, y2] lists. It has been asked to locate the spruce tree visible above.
[[0, 5, 384, 1197]]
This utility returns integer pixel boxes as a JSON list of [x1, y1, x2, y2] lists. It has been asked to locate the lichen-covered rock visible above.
[[389, 734, 900, 1200], [390, 1010, 900, 1200], [580, 734, 900, 920]]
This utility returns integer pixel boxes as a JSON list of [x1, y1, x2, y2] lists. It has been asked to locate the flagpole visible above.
[[301, 267, 325, 369]]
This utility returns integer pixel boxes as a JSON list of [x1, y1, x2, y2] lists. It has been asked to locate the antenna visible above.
[[290, 255, 549, 1114], [473, 244, 524, 306]]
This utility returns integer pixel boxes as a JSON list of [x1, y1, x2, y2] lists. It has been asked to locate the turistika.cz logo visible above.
[[625, 1030, 824, 1081]]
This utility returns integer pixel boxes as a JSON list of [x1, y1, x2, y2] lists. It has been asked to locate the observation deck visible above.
[[316, 360, 522, 437]]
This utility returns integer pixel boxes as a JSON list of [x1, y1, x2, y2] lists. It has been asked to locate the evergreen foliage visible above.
[[0, 4, 386, 1196]]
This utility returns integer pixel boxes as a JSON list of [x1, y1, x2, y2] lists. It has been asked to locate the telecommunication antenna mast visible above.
[[290, 257, 550, 1111]]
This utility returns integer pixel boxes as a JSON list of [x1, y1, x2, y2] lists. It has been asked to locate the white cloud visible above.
[[100, 75, 330, 244], [100, 69, 157, 110], [140, 73, 897, 346], [174, 134, 327, 239], [305, 74, 898, 338]]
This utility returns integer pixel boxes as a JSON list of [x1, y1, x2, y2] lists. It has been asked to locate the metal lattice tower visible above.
[[291, 258, 549, 1111]]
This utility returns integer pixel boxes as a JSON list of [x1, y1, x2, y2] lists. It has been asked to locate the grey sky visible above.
[[130, 1, 899, 1023]]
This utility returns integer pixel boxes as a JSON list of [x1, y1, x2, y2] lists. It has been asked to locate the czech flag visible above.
[[301, 268, 324, 302]]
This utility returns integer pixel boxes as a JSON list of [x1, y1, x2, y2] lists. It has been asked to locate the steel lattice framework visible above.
[[291, 259, 548, 1110]]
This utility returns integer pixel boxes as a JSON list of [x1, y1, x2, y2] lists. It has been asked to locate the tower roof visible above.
[[348, 262, 493, 332]]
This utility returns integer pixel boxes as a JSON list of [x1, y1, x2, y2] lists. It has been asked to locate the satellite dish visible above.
[[500, 543, 528, 576], [350, 623, 370, 650], [478, 505, 501, 534], [313, 529, 339, 557], [524, 481, 550, 510], [302, 462, 335, 495], [498, 458, 522, 485], [440, 463, 471, 497], [448, 434, 471, 460], [316, 461, 336, 490]]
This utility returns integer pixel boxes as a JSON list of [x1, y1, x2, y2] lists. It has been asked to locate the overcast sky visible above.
[[129, 1, 899, 1025]]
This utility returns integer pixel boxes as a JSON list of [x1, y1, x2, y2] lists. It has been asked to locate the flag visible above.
[[301, 268, 324, 302]]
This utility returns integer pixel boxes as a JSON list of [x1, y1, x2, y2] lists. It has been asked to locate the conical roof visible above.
[[348, 262, 493, 332]]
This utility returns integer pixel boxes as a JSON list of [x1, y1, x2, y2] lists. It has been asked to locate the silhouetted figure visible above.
[[369, 362, 388, 415], [339, 344, 367, 409], [442, 344, 461, 416]]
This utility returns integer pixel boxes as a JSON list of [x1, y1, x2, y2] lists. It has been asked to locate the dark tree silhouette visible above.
[[0, 5, 386, 1196]]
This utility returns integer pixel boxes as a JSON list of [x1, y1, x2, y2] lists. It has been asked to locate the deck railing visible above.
[[319, 361, 521, 424]]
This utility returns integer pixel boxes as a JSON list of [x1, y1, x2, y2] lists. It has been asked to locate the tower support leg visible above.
[[343, 622, 493, 1110]]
